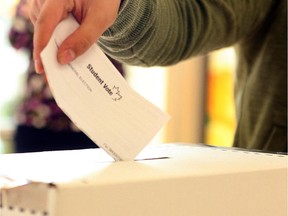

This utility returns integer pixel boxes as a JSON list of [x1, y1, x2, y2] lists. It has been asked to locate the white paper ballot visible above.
[[40, 15, 169, 161]]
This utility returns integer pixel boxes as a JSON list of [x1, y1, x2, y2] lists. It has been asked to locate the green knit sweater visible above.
[[99, 0, 287, 152]]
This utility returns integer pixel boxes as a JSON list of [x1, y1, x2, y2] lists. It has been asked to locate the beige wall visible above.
[[164, 56, 207, 144]]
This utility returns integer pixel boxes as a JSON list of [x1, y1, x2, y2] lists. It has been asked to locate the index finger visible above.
[[31, 0, 73, 73]]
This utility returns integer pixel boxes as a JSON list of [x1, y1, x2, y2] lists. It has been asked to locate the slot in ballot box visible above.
[[0, 144, 287, 216]]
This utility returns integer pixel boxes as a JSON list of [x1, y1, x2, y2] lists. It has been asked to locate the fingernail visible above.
[[35, 59, 43, 74], [59, 49, 76, 64]]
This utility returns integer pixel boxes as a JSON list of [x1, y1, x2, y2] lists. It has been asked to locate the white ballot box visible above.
[[0, 144, 287, 216]]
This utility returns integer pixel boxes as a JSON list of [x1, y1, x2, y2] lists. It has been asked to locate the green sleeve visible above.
[[99, 0, 275, 66]]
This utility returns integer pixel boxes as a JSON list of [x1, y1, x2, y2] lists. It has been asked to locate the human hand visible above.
[[29, 0, 121, 73]]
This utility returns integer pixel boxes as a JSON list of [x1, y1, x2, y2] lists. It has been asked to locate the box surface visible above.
[[0, 144, 287, 216]]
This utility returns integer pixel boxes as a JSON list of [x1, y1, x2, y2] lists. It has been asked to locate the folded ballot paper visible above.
[[40, 15, 170, 161]]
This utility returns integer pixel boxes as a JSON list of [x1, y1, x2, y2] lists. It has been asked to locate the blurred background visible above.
[[0, 0, 236, 154]]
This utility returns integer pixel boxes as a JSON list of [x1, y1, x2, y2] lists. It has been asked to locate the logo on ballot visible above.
[[87, 63, 123, 101]]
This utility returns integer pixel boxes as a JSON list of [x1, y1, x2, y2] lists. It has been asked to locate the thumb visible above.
[[57, 1, 120, 65], [56, 21, 102, 64]]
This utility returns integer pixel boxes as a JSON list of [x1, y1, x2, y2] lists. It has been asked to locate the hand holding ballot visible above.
[[29, 0, 121, 73], [28, 0, 286, 153], [29, 0, 169, 160], [40, 15, 169, 160]]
